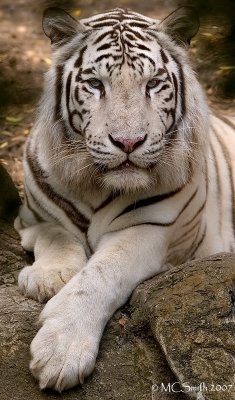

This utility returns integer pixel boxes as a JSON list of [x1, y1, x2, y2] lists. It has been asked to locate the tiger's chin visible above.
[[101, 167, 152, 193]]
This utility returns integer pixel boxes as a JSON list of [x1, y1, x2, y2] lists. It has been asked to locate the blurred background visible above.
[[0, 0, 234, 196]]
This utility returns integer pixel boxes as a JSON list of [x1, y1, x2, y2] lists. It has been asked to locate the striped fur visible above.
[[15, 7, 235, 391]]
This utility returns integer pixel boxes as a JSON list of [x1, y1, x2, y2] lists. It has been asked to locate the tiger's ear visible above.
[[160, 6, 199, 46], [42, 7, 84, 47]]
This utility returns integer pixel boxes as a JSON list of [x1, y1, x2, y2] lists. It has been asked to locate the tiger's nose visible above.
[[109, 134, 147, 153]]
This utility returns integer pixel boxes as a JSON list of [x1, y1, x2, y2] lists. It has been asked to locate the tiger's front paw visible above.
[[30, 289, 100, 391], [30, 323, 98, 391], [18, 262, 81, 302]]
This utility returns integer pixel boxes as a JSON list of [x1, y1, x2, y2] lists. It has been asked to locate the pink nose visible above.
[[109, 134, 147, 153]]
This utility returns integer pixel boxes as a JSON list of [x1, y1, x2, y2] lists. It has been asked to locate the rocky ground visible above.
[[0, 0, 235, 399]]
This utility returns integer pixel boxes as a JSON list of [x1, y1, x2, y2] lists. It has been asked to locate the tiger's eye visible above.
[[87, 78, 103, 89], [146, 79, 160, 90]]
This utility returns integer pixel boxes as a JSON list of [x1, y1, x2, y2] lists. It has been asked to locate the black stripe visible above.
[[82, 85, 93, 95], [109, 220, 177, 235], [159, 114, 167, 129], [155, 84, 170, 94], [124, 220, 176, 229], [24, 189, 43, 222], [74, 45, 87, 68], [55, 65, 64, 121], [75, 71, 82, 83], [66, 73, 83, 134], [26, 145, 89, 232], [94, 192, 120, 212], [210, 141, 222, 233], [27, 186, 58, 222], [122, 15, 153, 23], [190, 224, 207, 258], [125, 32, 135, 41], [66, 72, 72, 110], [89, 15, 119, 23], [93, 31, 111, 45], [157, 68, 166, 76], [137, 43, 151, 51], [138, 52, 155, 67], [91, 21, 118, 28], [127, 28, 146, 41], [160, 48, 169, 64], [205, 157, 209, 196], [168, 72, 177, 135], [172, 55, 186, 118], [211, 143, 222, 199], [163, 65, 172, 85], [97, 43, 112, 51], [164, 92, 174, 102], [113, 185, 187, 221], [92, 9, 122, 16], [170, 230, 200, 251], [182, 198, 206, 228], [177, 187, 198, 217], [89, 149, 111, 156], [110, 189, 199, 233], [83, 120, 91, 133], [74, 86, 80, 103], [146, 30, 158, 40], [128, 22, 152, 28], [81, 108, 89, 114], [172, 72, 178, 115], [69, 110, 83, 134], [82, 68, 94, 75], [178, 63, 186, 117], [170, 219, 201, 248], [95, 53, 112, 63], [213, 128, 235, 236]]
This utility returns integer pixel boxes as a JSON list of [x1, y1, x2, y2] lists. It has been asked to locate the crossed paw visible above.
[[18, 262, 82, 302]]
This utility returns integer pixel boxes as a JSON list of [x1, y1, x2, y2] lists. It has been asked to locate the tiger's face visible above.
[[65, 35, 177, 189], [43, 8, 207, 192]]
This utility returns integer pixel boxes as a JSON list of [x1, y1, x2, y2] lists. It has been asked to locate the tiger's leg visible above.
[[16, 220, 88, 302], [29, 225, 168, 391]]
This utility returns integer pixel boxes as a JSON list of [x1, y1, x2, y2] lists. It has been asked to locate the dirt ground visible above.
[[0, 0, 234, 197]]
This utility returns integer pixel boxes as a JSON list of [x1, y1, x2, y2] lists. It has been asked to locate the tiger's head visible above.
[[41, 7, 209, 193]]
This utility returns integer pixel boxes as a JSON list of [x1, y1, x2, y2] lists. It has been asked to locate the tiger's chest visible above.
[[85, 174, 206, 252]]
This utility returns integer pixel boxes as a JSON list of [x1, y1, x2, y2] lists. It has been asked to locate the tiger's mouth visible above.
[[93, 157, 156, 175], [110, 160, 137, 171], [107, 159, 155, 173], [98, 157, 155, 192]]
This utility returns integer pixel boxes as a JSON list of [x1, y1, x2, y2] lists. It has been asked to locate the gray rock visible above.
[[132, 254, 235, 400]]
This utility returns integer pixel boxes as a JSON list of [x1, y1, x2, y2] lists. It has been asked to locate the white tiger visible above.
[[15, 6, 235, 391]]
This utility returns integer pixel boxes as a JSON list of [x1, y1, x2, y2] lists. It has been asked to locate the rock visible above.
[[0, 220, 29, 285], [132, 253, 235, 400], [0, 164, 21, 222], [0, 167, 27, 285]]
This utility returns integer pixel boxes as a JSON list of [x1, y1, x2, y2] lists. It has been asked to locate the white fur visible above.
[[15, 7, 235, 391]]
